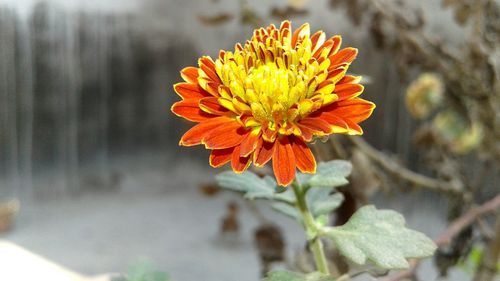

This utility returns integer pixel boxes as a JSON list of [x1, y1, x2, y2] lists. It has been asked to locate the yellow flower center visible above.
[[212, 28, 341, 135], [245, 63, 307, 122]]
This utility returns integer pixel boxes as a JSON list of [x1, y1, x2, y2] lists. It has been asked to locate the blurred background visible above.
[[0, 0, 498, 280]]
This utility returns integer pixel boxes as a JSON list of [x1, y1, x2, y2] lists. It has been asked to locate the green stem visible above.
[[291, 182, 330, 275]]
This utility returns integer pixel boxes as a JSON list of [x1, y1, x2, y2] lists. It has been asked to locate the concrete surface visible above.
[[1, 154, 477, 281]]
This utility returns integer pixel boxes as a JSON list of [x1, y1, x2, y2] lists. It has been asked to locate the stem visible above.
[[348, 136, 464, 194], [291, 182, 330, 275]]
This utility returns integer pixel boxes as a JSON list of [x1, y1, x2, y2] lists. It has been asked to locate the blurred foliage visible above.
[[432, 110, 483, 154], [458, 246, 500, 274], [405, 73, 444, 119], [325, 1, 500, 279], [263, 270, 335, 281], [126, 262, 169, 281]]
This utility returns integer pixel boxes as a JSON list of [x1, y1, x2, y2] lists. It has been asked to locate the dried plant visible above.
[[327, 0, 500, 280]]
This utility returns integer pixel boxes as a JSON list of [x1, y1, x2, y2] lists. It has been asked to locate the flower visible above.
[[432, 110, 483, 154], [405, 73, 444, 119], [172, 21, 375, 186]]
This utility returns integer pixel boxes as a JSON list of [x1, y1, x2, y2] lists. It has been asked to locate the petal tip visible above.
[[276, 178, 294, 187]]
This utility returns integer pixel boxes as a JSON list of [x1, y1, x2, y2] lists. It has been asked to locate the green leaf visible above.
[[309, 192, 344, 217], [304, 186, 344, 218], [308, 160, 352, 188], [262, 271, 335, 281], [272, 188, 344, 222], [215, 171, 294, 203], [272, 202, 301, 222], [296, 172, 313, 186], [263, 271, 304, 281], [273, 189, 296, 204], [325, 205, 437, 269], [459, 246, 485, 273], [127, 262, 170, 281], [149, 272, 169, 281], [215, 171, 274, 199]]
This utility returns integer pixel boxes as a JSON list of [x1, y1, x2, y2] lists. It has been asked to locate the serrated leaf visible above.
[[272, 202, 301, 222], [265, 177, 280, 190], [215, 171, 295, 203], [325, 205, 437, 269], [308, 160, 352, 188], [311, 192, 344, 217], [262, 271, 335, 281], [215, 171, 274, 199], [305, 187, 344, 218], [296, 172, 313, 185]]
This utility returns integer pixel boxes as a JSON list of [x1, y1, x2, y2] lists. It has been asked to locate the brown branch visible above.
[[435, 195, 500, 246], [379, 194, 500, 281], [348, 136, 463, 194]]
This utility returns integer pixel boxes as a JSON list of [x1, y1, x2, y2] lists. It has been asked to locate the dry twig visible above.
[[348, 136, 463, 194]]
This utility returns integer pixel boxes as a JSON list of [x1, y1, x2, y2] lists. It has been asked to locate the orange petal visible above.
[[231, 146, 252, 173], [326, 65, 348, 80], [344, 119, 363, 135], [316, 79, 335, 94], [334, 83, 364, 101], [209, 147, 234, 168], [174, 83, 208, 100], [331, 98, 375, 123], [337, 75, 361, 84], [298, 117, 333, 135], [203, 121, 249, 149], [290, 136, 316, 173], [279, 20, 291, 34], [272, 137, 296, 186], [218, 50, 226, 62], [234, 43, 243, 52], [199, 97, 230, 115], [297, 123, 314, 142], [239, 129, 261, 157], [180, 67, 199, 84], [262, 127, 278, 142], [253, 138, 275, 167], [171, 99, 214, 122], [329, 35, 342, 56], [199, 57, 221, 83], [313, 38, 333, 58], [291, 23, 309, 48], [329, 47, 358, 67], [317, 112, 349, 132], [311, 31, 326, 53], [280, 27, 291, 43], [180, 117, 232, 146], [198, 78, 220, 97], [313, 35, 341, 58]]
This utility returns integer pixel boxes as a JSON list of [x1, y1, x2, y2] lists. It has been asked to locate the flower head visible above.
[[405, 73, 444, 119], [433, 110, 483, 154], [172, 21, 375, 186]]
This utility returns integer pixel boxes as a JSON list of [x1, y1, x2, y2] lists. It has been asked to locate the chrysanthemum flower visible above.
[[172, 21, 375, 186]]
